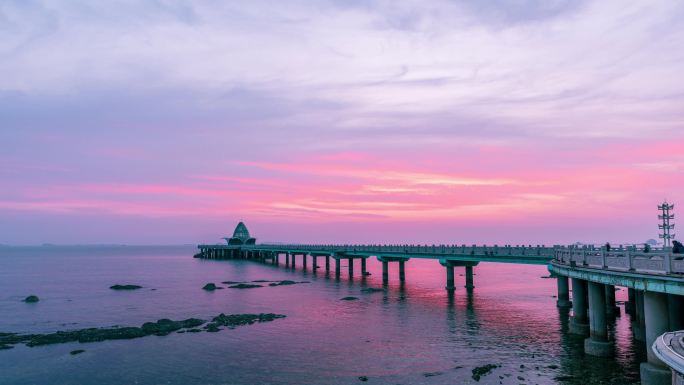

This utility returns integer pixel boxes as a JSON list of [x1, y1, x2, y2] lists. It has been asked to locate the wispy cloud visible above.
[[1, 1, 684, 243]]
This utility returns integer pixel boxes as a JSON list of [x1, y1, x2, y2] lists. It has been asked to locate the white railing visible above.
[[201, 243, 556, 258], [553, 245, 684, 275]]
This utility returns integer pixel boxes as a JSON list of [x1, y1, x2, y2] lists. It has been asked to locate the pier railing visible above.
[[237, 243, 556, 257], [554, 246, 684, 275]]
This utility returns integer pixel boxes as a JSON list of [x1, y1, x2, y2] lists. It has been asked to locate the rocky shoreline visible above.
[[0, 313, 286, 350]]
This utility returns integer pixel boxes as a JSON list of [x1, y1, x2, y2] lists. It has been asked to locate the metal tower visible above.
[[658, 201, 675, 248]]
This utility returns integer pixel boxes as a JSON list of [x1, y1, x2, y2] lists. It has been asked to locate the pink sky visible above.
[[1, 1, 683, 244]]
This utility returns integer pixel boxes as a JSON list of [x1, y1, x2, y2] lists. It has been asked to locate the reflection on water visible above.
[[0, 246, 642, 384]]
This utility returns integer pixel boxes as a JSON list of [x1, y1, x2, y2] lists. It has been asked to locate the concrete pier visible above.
[[382, 260, 389, 284], [465, 265, 474, 289], [446, 265, 455, 292], [668, 294, 684, 331], [377, 257, 409, 284], [640, 291, 670, 385], [286, 252, 290, 267], [312, 255, 318, 271], [325, 256, 330, 273], [626, 288, 635, 315], [634, 290, 646, 342], [302, 254, 307, 270], [556, 276, 572, 308], [570, 278, 589, 335], [585, 281, 614, 357], [335, 258, 341, 278], [361, 258, 367, 276], [605, 285, 619, 316], [348, 258, 354, 278]]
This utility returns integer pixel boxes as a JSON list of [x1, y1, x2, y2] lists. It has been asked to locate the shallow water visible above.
[[0, 246, 645, 384]]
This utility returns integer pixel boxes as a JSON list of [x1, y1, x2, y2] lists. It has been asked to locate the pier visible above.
[[197, 222, 684, 385]]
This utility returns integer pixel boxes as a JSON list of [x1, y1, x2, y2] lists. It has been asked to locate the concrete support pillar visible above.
[[585, 282, 614, 357], [399, 260, 406, 282], [285, 253, 290, 267], [626, 288, 636, 315], [605, 285, 619, 316], [326, 256, 330, 272], [668, 294, 684, 331], [361, 258, 367, 276], [570, 278, 589, 335], [446, 265, 455, 292], [556, 276, 572, 308], [640, 291, 671, 385], [302, 254, 307, 270], [273, 253, 278, 265], [634, 290, 646, 342], [382, 261, 389, 284], [348, 258, 354, 278], [291, 253, 296, 268], [312, 256, 318, 271], [465, 265, 474, 290], [335, 258, 341, 279]]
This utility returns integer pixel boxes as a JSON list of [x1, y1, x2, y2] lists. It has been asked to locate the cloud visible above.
[[1, 1, 684, 243]]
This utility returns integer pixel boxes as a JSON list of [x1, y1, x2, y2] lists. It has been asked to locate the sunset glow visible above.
[[1, 1, 683, 244]]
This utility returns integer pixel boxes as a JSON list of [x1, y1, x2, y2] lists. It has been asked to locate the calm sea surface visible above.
[[0, 246, 644, 385]]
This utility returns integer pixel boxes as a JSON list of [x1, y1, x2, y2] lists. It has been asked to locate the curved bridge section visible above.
[[550, 246, 684, 295], [550, 246, 684, 385]]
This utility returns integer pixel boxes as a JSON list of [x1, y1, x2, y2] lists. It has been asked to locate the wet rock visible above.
[[252, 280, 276, 283], [202, 283, 218, 291], [23, 295, 39, 303], [423, 371, 444, 377], [228, 284, 262, 289], [547, 364, 558, 369], [204, 323, 221, 333], [141, 318, 205, 335], [211, 313, 285, 327], [363, 272, 371, 276], [0, 313, 284, 348], [268, 280, 308, 287], [0, 344, 14, 350], [70, 349, 85, 355], [360, 288, 384, 293], [472, 364, 499, 381], [358, 376, 368, 382], [109, 285, 142, 290], [341, 297, 359, 301]]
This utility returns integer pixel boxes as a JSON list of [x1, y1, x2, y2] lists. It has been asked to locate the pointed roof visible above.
[[232, 222, 251, 242]]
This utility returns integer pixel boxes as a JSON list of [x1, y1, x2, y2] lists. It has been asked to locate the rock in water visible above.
[[0, 313, 284, 349], [228, 284, 262, 289], [23, 295, 39, 303], [472, 364, 499, 381], [268, 280, 308, 287], [360, 288, 384, 293], [70, 349, 85, 355], [340, 297, 359, 301], [109, 285, 142, 290], [202, 283, 218, 291]]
